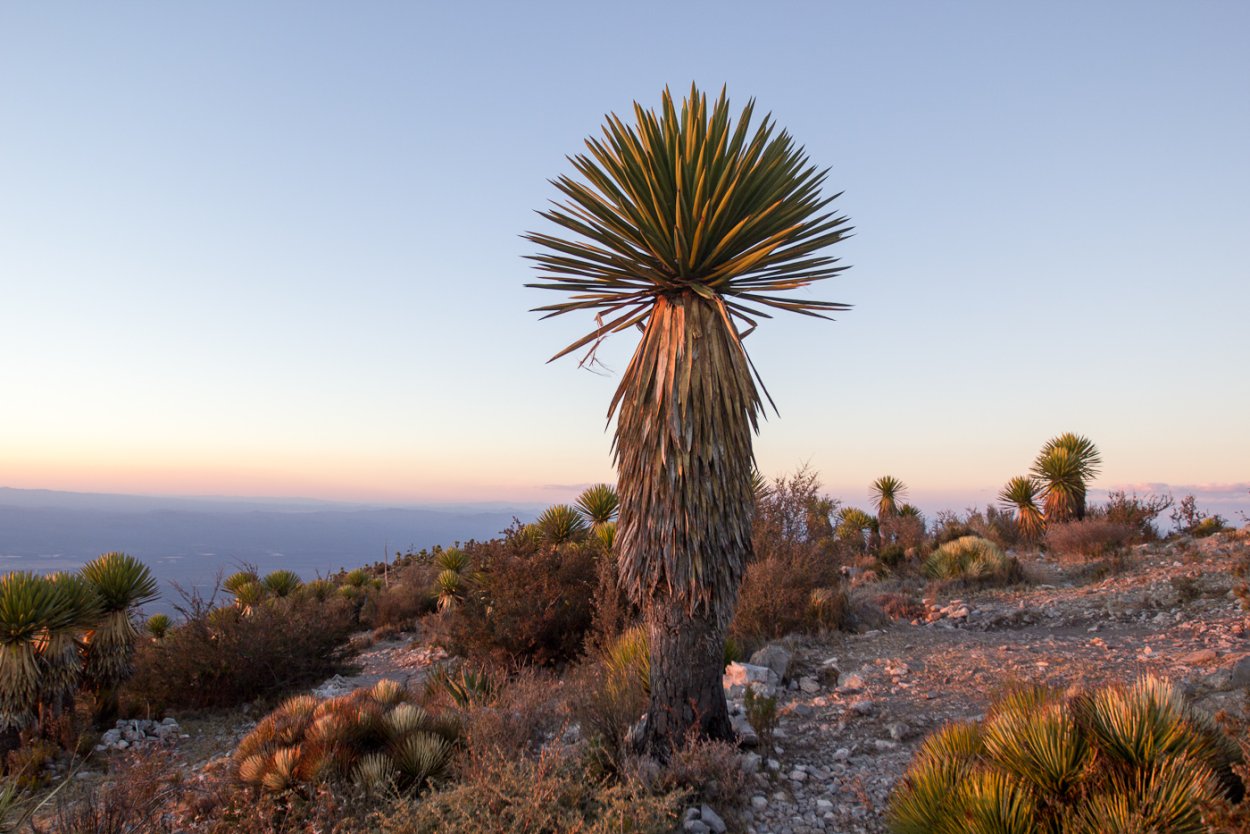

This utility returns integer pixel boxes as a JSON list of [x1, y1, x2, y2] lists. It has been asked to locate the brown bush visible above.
[[120, 595, 355, 713], [364, 576, 437, 635], [431, 530, 598, 667], [454, 668, 571, 765], [1045, 519, 1135, 563], [730, 545, 849, 651], [875, 591, 925, 621], [587, 548, 637, 650]]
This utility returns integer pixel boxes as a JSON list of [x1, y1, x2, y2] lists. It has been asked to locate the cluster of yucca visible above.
[[519, 484, 620, 551], [234, 679, 460, 796], [998, 433, 1103, 543], [0, 553, 158, 736], [923, 535, 1022, 585], [888, 676, 1240, 834]]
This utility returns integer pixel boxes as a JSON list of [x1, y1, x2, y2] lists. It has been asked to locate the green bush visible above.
[[922, 536, 1022, 586], [887, 676, 1240, 834]]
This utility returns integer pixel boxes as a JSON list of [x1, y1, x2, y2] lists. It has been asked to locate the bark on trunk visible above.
[[644, 597, 733, 753]]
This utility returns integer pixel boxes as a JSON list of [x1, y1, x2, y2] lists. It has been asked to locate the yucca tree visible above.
[[575, 483, 619, 531], [80, 552, 159, 718], [870, 475, 907, 521], [0, 573, 62, 736], [999, 475, 1046, 542], [527, 84, 850, 751], [1031, 432, 1102, 522]]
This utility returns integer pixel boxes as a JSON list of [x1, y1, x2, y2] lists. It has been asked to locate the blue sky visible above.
[[2, 2, 1247, 519]]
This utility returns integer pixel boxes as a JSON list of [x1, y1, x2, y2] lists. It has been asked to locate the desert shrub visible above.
[[432, 529, 598, 667], [887, 676, 1241, 834], [1194, 516, 1231, 538], [880, 514, 927, 552], [1046, 519, 1135, 562], [1171, 494, 1230, 537], [648, 733, 748, 810], [743, 687, 778, 748], [454, 668, 570, 765], [922, 536, 1022, 586], [753, 466, 838, 551], [374, 745, 682, 834], [731, 468, 851, 649], [876, 591, 925, 621], [587, 546, 637, 649], [570, 629, 651, 775], [121, 594, 355, 713], [233, 680, 461, 797], [1093, 490, 1173, 541], [364, 579, 437, 635], [730, 548, 849, 650]]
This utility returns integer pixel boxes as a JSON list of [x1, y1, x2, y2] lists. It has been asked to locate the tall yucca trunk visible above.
[[613, 294, 759, 751]]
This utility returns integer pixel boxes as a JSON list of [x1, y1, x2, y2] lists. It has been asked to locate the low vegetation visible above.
[[887, 676, 1241, 834]]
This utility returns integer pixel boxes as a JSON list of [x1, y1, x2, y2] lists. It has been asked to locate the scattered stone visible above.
[[789, 769, 807, 782], [751, 795, 768, 811], [817, 661, 841, 687], [850, 699, 875, 716], [701, 804, 727, 834], [750, 644, 793, 681], [886, 721, 911, 741], [1231, 656, 1250, 689], [798, 676, 820, 694], [724, 662, 779, 698]]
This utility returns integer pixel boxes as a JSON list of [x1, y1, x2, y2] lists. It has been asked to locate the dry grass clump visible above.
[[922, 536, 1023, 587], [1046, 519, 1136, 564], [121, 594, 356, 713], [373, 745, 682, 834]]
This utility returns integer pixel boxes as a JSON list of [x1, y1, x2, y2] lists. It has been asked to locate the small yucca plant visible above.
[[426, 665, 495, 709], [36, 573, 103, 723], [535, 504, 589, 545], [603, 626, 651, 699], [145, 613, 172, 640], [79, 552, 159, 697], [999, 476, 1046, 543], [575, 484, 619, 530], [871, 475, 908, 520], [223, 570, 260, 595], [234, 679, 459, 796], [886, 676, 1238, 834], [0, 573, 63, 731], [261, 570, 303, 598], [433, 548, 469, 574]]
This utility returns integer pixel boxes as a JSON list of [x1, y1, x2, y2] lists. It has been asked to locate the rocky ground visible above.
[[45, 527, 1250, 834], [729, 528, 1250, 834]]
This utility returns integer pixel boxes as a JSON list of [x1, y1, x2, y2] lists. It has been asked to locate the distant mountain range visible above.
[[0, 487, 540, 612]]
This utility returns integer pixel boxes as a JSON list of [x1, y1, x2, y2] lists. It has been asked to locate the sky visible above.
[[2, 2, 1247, 520]]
